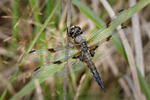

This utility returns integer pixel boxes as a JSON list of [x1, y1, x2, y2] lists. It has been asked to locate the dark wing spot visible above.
[[89, 45, 99, 57], [94, 45, 98, 50], [106, 35, 112, 41], [121, 25, 127, 29], [106, 20, 111, 28], [53, 60, 62, 64], [33, 66, 41, 71], [48, 48, 56, 53], [29, 50, 36, 54], [72, 52, 80, 59], [118, 9, 124, 13], [72, 56, 79, 59]]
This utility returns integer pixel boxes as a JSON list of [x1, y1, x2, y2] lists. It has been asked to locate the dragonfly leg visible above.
[[78, 55, 83, 61], [118, 9, 124, 13], [80, 51, 85, 61]]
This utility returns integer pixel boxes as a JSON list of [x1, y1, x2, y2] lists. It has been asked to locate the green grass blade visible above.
[[9, 0, 20, 49], [72, 0, 105, 27], [29, 0, 46, 65], [10, 64, 64, 100], [12, 0, 19, 40], [111, 35, 128, 63], [0, 69, 19, 100], [29, 0, 42, 32], [137, 67, 150, 99], [45, 0, 54, 16]]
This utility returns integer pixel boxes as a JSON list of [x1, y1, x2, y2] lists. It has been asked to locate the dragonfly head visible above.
[[68, 26, 83, 38]]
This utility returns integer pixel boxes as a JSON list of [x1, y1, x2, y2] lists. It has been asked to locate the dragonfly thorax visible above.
[[81, 41, 89, 52], [74, 35, 84, 43]]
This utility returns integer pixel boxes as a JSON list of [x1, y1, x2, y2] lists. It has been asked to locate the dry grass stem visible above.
[[63, 0, 72, 100], [141, 18, 150, 39], [99, 0, 143, 100], [0, 74, 16, 96], [59, 5, 67, 29], [118, 78, 131, 97], [103, 45, 131, 96], [117, 11, 143, 100], [129, 0, 145, 76], [74, 74, 86, 100], [34, 79, 44, 100], [124, 75, 137, 100]]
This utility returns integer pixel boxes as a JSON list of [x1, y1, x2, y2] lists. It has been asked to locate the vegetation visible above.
[[0, 0, 150, 100]]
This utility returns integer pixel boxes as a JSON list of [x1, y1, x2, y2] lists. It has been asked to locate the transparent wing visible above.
[[87, 9, 127, 47], [31, 59, 84, 78]]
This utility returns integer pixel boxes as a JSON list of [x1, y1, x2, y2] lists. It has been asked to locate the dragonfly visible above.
[[28, 25, 112, 92], [66, 26, 112, 92], [28, 12, 127, 92]]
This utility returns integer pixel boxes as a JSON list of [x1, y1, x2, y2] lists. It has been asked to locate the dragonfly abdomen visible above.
[[85, 58, 106, 92], [68, 26, 105, 92]]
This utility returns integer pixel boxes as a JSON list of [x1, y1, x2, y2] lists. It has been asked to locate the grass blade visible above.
[[10, 64, 64, 100], [0, 69, 19, 100], [72, 0, 105, 27], [137, 67, 150, 100]]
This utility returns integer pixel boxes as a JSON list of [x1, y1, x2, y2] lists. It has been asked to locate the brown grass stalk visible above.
[[99, 0, 143, 100], [63, 0, 72, 100], [74, 74, 86, 100], [129, 0, 145, 77]]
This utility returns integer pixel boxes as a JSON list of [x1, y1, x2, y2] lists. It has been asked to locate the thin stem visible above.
[[99, 0, 143, 99], [63, 0, 72, 100], [129, 0, 145, 77]]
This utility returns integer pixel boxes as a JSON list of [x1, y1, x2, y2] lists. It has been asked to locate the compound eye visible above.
[[70, 26, 75, 31], [71, 26, 75, 28], [71, 29, 75, 33], [76, 26, 81, 30], [78, 27, 81, 30], [71, 29, 74, 33]]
